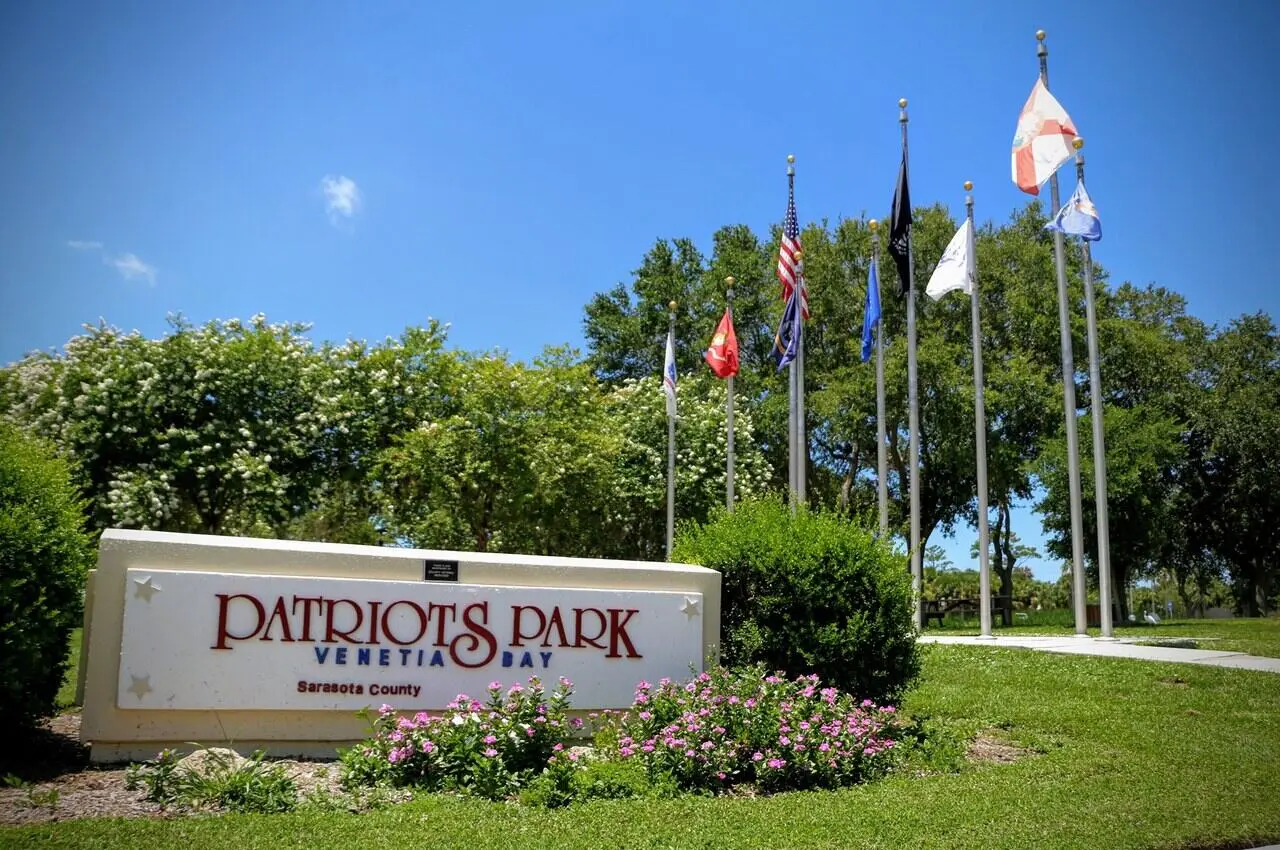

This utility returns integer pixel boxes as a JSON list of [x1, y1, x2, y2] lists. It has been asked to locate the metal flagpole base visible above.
[[974, 635, 996, 641]]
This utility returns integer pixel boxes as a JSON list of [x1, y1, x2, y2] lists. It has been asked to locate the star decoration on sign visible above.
[[127, 674, 152, 701], [681, 596, 700, 620], [133, 575, 162, 602]]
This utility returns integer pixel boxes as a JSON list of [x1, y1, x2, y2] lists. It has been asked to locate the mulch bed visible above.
[[0, 714, 343, 826]]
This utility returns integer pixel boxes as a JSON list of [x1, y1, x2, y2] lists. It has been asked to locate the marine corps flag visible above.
[[704, 309, 739, 378]]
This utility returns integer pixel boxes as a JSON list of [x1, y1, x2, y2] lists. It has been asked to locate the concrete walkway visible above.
[[919, 634, 1280, 674]]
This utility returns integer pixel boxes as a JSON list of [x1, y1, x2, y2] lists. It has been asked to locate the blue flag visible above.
[[861, 256, 881, 363], [1045, 179, 1102, 242], [772, 291, 800, 369]]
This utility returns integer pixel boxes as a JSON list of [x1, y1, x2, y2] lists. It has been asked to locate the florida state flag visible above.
[[703, 309, 739, 378]]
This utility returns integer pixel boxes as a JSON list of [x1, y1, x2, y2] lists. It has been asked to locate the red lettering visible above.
[[573, 607, 607, 649], [607, 608, 642, 658], [212, 593, 266, 650], [324, 598, 365, 644], [381, 600, 429, 646], [428, 603, 456, 646], [292, 596, 324, 642], [511, 605, 546, 647], [450, 602, 497, 668], [260, 596, 296, 642], [542, 607, 569, 648], [367, 600, 382, 644]]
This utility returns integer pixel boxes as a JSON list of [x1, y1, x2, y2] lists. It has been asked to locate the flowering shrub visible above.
[[340, 676, 580, 800], [595, 666, 903, 794]]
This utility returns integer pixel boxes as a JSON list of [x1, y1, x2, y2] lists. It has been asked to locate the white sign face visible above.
[[117, 569, 704, 711]]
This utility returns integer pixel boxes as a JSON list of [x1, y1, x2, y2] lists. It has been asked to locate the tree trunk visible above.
[[998, 503, 1015, 626]]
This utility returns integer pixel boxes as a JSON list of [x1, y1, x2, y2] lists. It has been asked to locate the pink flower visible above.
[[619, 747, 634, 757], [717, 772, 726, 780], [701, 741, 714, 751], [567, 752, 580, 762], [819, 742, 830, 753], [422, 740, 436, 753], [636, 680, 652, 691], [483, 734, 497, 744], [641, 743, 655, 753], [638, 711, 652, 721], [488, 680, 502, 690], [779, 736, 791, 746], [526, 728, 536, 737], [728, 696, 740, 705], [553, 743, 564, 752], [571, 717, 584, 729], [484, 748, 498, 758], [685, 749, 696, 758], [379, 704, 395, 716], [767, 758, 786, 769], [752, 752, 764, 762]]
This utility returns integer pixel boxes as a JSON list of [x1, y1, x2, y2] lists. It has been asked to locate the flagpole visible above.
[[901, 98, 923, 630], [870, 219, 889, 538], [666, 299, 677, 559], [965, 182, 994, 640], [786, 155, 799, 509], [1074, 137, 1114, 638], [725, 277, 737, 513], [791, 155, 808, 506], [1037, 30, 1088, 637]]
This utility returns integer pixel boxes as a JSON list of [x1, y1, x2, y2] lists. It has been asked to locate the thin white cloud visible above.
[[67, 240, 103, 251], [320, 175, 362, 224], [108, 253, 157, 285]]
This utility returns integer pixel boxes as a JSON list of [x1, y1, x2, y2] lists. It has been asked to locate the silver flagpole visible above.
[[1037, 30, 1088, 637], [901, 98, 923, 630], [790, 155, 809, 506], [871, 219, 889, 538], [725, 277, 737, 513], [666, 299, 677, 559], [966, 182, 994, 640], [1074, 137, 1114, 638], [786, 155, 799, 509]]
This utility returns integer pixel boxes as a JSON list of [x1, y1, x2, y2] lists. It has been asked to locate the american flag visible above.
[[777, 180, 809, 321]]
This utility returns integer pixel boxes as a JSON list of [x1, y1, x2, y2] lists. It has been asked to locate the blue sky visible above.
[[2, 1, 1277, 579]]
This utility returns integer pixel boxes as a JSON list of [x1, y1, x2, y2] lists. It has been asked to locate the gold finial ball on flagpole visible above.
[[868, 218, 879, 232], [1073, 136, 1085, 150], [786, 154, 795, 164], [964, 180, 973, 191], [668, 300, 678, 311], [898, 98, 907, 108], [725, 276, 735, 287], [1035, 29, 1046, 41]]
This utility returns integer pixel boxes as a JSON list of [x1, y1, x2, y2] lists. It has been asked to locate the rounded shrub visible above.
[[0, 422, 94, 729], [672, 497, 920, 704]]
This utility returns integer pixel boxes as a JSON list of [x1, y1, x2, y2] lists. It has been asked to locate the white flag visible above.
[[925, 219, 975, 301], [662, 327, 677, 418]]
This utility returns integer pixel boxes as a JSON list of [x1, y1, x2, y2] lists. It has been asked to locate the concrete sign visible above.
[[79, 529, 720, 762]]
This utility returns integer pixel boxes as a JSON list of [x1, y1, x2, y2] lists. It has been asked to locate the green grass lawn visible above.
[[927, 615, 1280, 658], [6, 644, 1279, 850]]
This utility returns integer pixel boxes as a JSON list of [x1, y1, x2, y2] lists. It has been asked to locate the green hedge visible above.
[[0, 423, 94, 729], [673, 497, 919, 705]]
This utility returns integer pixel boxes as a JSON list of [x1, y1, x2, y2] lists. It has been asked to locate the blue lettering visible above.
[[400, 649, 412, 665], [429, 650, 445, 667], [336, 647, 348, 665], [502, 651, 514, 668], [379, 648, 391, 666], [314, 647, 330, 664], [358, 648, 371, 665], [540, 651, 553, 668], [519, 651, 534, 668]]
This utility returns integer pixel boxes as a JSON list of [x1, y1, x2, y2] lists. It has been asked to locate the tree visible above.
[[1184, 314, 1280, 615], [0, 316, 349, 537], [375, 347, 622, 556]]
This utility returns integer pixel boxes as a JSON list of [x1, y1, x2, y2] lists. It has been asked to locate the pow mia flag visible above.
[[888, 151, 913, 296]]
